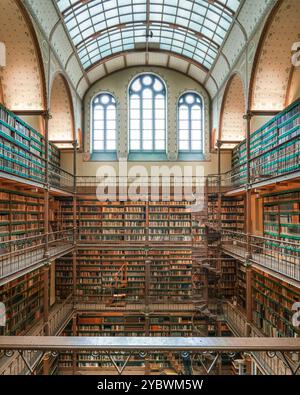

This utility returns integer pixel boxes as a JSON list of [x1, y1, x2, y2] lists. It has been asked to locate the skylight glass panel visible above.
[[56, 0, 240, 69]]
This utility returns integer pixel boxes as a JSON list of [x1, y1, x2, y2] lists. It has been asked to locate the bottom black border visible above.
[[0, 375, 299, 393]]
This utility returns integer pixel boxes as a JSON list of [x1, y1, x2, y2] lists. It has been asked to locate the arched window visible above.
[[92, 93, 116, 152], [129, 74, 166, 152], [178, 92, 203, 152]]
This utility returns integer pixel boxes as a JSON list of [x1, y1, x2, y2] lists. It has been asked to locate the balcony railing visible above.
[[0, 230, 74, 283], [0, 131, 74, 193], [222, 230, 300, 282], [49, 163, 74, 192], [0, 334, 299, 375], [223, 302, 294, 375], [221, 135, 300, 191], [0, 295, 73, 375]]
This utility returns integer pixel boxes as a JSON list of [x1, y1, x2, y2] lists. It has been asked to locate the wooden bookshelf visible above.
[[252, 268, 300, 337], [207, 194, 245, 232], [149, 248, 193, 302], [56, 247, 195, 303], [0, 187, 45, 252], [58, 311, 195, 373], [75, 197, 203, 243], [263, 188, 300, 242], [0, 268, 43, 335], [219, 256, 237, 299], [0, 103, 61, 183], [231, 98, 300, 184], [236, 264, 246, 311]]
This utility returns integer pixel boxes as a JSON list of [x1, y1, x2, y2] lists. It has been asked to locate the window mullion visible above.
[[104, 104, 107, 151], [92, 104, 95, 151], [152, 93, 155, 151], [189, 104, 192, 152], [140, 91, 143, 151]]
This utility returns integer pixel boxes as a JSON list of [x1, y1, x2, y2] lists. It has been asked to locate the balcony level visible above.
[[0, 230, 74, 285], [222, 231, 300, 286]]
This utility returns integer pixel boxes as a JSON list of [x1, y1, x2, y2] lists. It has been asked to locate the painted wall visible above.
[[250, 115, 273, 134], [20, 115, 44, 136], [61, 151, 232, 178]]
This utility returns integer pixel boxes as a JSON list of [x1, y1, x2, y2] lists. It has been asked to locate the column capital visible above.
[[243, 111, 253, 121], [42, 110, 52, 120], [43, 258, 51, 266], [215, 140, 222, 149]]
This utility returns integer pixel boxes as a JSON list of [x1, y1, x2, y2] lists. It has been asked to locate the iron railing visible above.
[[222, 230, 300, 282], [0, 131, 75, 192], [221, 136, 300, 191], [0, 230, 74, 282], [0, 335, 299, 375], [0, 295, 73, 375], [49, 163, 74, 192], [223, 302, 294, 375]]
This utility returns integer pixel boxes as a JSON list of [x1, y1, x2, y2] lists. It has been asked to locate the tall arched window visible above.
[[129, 74, 166, 152], [178, 92, 203, 152], [92, 93, 116, 152]]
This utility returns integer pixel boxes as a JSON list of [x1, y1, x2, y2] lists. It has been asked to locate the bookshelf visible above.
[[149, 248, 193, 302], [58, 311, 195, 373], [231, 98, 300, 185], [0, 268, 43, 335], [263, 188, 300, 242], [219, 255, 237, 299], [54, 198, 76, 233], [0, 187, 45, 252], [77, 198, 147, 243], [0, 103, 61, 183], [236, 264, 246, 311], [231, 140, 247, 186], [75, 198, 202, 243], [252, 268, 300, 337], [207, 194, 245, 232], [56, 247, 195, 303]]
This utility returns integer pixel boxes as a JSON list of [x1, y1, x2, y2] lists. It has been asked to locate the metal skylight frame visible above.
[[56, 0, 240, 70]]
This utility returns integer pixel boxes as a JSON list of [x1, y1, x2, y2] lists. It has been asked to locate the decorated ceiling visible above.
[[24, 0, 275, 98], [56, 0, 240, 70]]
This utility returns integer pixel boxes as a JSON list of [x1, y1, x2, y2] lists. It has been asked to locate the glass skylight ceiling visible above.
[[56, 0, 240, 70]]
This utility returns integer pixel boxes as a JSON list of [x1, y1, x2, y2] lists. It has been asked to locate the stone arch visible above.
[[0, 0, 46, 110], [249, 0, 300, 111], [49, 73, 74, 146], [219, 73, 246, 145]]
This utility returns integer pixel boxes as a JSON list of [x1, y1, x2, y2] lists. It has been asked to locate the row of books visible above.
[[0, 269, 43, 335], [252, 269, 300, 337], [0, 103, 61, 183], [207, 193, 245, 230], [56, 247, 194, 302], [263, 189, 300, 245], [231, 98, 300, 185]]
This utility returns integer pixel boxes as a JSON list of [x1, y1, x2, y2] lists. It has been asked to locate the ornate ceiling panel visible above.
[[55, 0, 240, 70], [251, 0, 300, 110]]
